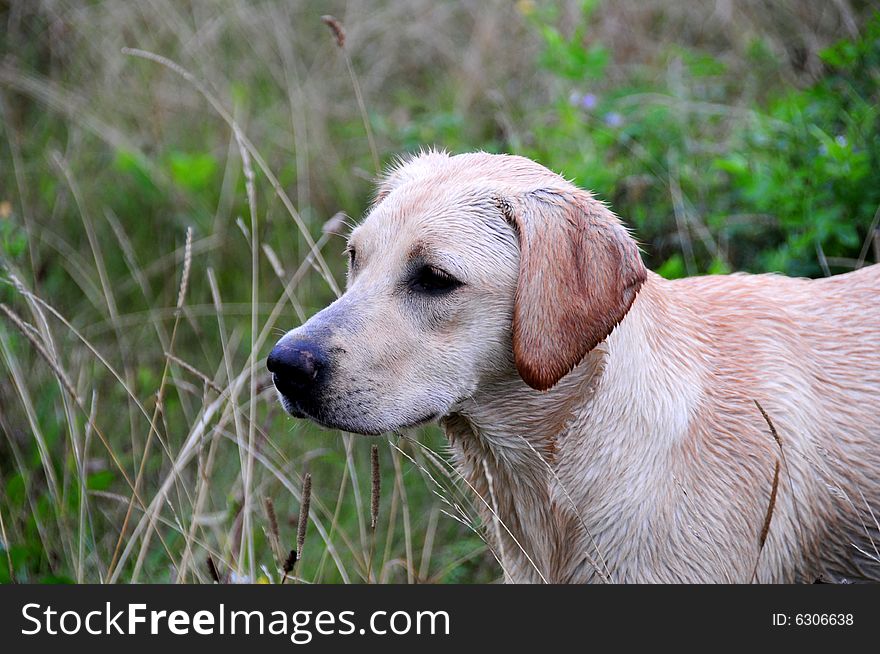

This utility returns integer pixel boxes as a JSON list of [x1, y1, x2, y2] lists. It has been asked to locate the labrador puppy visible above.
[[268, 150, 880, 583]]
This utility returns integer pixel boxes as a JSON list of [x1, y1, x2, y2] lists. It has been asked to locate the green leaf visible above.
[[5, 474, 25, 506], [713, 154, 749, 177], [86, 470, 115, 491], [707, 258, 731, 275], [167, 151, 218, 192], [657, 253, 686, 279], [114, 148, 155, 191]]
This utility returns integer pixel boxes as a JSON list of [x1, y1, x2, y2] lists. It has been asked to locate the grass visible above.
[[0, 0, 877, 583]]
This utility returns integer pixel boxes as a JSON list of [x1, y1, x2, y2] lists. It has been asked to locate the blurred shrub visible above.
[[520, 5, 880, 278], [713, 15, 880, 275]]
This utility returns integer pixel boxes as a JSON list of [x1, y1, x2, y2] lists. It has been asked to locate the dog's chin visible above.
[[278, 394, 442, 435], [278, 394, 308, 420], [393, 410, 442, 432]]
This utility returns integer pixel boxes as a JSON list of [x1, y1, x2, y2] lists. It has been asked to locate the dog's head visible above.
[[267, 151, 645, 434]]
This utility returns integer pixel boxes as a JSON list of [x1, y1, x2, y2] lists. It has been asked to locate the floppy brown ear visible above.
[[499, 188, 647, 391]]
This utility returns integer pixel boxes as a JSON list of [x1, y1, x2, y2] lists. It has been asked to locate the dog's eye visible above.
[[411, 265, 462, 295]]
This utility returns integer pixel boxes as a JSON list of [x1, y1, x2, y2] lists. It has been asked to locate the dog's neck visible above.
[[442, 274, 706, 582], [441, 350, 608, 583]]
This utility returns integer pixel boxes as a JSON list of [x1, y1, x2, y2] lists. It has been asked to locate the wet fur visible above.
[[446, 269, 880, 582]]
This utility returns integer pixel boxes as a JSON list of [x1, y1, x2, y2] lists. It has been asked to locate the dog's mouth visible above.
[[395, 410, 441, 431], [279, 398, 308, 420], [274, 384, 316, 421], [275, 383, 442, 435]]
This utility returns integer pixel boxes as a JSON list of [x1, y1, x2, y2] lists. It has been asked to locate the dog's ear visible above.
[[374, 149, 450, 205], [499, 188, 646, 391]]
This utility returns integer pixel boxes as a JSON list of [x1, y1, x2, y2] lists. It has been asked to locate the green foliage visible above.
[[536, 1, 609, 83], [0, 217, 27, 261], [523, 11, 880, 277], [167, 151, 219, 195], [85, 470, 116, 491], [712, 17, 880, 275], [114, 149, 156, 193]]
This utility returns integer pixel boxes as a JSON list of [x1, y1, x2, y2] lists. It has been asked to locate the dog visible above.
[[268, 150, 880, 583]]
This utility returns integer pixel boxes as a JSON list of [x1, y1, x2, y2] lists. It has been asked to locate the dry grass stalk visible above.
[[176, 228, 194, 311], [753, 399, 809, 583], [751, 400, 784, 582], [281, 549, 297, 585], [390, 445, 415, 584], [370, 444, 381, 531], [855, 203, 880, 268], [752, 458, 781, 582], [0, 300, 154, 553], [366, 444, 381, 583], [297, 473, 312, 559], [319, 15, 379, 173], [322, 211, 350, 236], [110, 227, 193, 582], [264, 497, 282, 563], [873, 229, 880, 264], [0, 303, 79, 403], [397, 434, 541, 582], [321, 15, 345, 48], [760, 460, 781, 550], [206, 555, 221, 583], [0, 507, 15, 583], [164, 352, 222, 393], [481, 459, 507, 577], [754, 400, 782, 449], [121, 47, 340, 295], [515, 433, 612, 583]]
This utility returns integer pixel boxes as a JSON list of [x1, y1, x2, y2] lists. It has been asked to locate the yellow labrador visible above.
[[268, 151, 880, 583]]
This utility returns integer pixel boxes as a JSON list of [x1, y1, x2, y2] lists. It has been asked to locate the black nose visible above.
[[267, 340, 327, 397]]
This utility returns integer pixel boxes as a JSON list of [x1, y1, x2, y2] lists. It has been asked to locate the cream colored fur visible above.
[[274, 151, 880, 583]]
